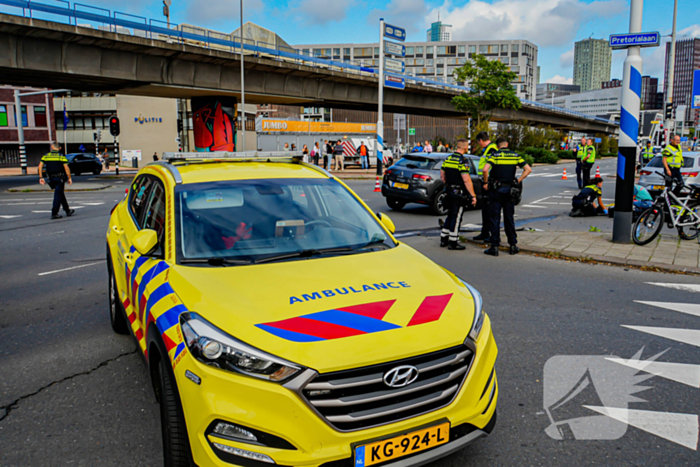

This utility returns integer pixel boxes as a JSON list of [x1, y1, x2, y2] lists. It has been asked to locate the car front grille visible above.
[[301, 345, 473, 431]]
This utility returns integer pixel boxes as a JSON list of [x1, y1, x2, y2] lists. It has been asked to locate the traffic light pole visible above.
[[612, 0, 643, 244], [114, 136, 119, 176]]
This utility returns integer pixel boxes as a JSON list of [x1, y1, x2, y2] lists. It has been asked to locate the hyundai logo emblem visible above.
[[383, 365, 419, 388]]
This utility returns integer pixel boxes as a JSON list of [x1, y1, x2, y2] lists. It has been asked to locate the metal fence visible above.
[[0, 0, 616, 126]]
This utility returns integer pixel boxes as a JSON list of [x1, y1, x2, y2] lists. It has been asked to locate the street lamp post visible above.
[[239, 0, 246, 152]]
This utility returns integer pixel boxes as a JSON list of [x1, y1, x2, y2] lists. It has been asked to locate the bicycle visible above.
[[632, 176, 700, 245]]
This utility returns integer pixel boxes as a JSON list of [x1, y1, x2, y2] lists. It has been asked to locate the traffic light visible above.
[[109, 116, 120, 137], [664, 103, 673, 120], [177, 119, 183, 133]]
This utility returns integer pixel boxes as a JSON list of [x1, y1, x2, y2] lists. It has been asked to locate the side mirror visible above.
[[376, 212, 395, 234], [132, 229, 159, 256]]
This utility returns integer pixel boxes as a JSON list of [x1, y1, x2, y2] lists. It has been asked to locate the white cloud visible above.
[[432, 0, 626, 47], [559, 48, 574, 68], [546, 75, 573, 84], [184, 0, 263, 27], [368, 0, 430, 36], [632, 23, 700, 86], [289, 0, 356, 26]]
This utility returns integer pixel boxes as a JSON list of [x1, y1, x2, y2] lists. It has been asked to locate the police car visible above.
[[106, 151, 498, 467]]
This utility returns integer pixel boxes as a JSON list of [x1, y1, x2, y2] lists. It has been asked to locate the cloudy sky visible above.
[[8, 0, 698, 87]]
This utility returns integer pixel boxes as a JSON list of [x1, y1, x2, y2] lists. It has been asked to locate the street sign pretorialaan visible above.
[[384, 57, 405, 73], [384, 41, 406, 57], [609, 32, 660, 49], [384, 24, 406, 42]]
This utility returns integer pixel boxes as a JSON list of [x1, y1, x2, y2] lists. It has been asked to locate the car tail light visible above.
[[683, 172, 699, 177], [640, 170, 652, 176], [385, 169, 393, 176], [412, 174, 431, 181]]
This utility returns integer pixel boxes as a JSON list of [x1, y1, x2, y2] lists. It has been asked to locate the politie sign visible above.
[[609, 32, 660, 49]]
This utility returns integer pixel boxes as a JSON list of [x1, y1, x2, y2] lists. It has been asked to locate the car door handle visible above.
[[124, 253, 135, 265], [112, 225, 124, 234]]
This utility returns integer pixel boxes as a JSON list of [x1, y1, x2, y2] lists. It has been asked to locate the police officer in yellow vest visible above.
[[574, 136, 587, 189], [640, 141, 654, 167], [581, 138, 596, 186], [662, 134, 684, 195], [472, 131, 499, 242], [482, 137, 532, 256], [440, 139, 477, 250], [37, 143, 75, 219]]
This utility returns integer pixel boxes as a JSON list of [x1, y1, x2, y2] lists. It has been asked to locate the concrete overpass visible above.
[[0, 13, 618, 134]]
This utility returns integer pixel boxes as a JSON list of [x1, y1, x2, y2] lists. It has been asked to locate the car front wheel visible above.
[[157, 356, 194, 467], [108, 260, 129, 335]]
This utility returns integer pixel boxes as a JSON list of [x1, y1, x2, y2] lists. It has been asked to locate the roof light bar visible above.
[[163, 151, 303, 161]]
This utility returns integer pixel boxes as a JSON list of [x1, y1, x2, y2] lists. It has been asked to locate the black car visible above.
[[381, 153, 483, 215], [67, 153, 103, 175]]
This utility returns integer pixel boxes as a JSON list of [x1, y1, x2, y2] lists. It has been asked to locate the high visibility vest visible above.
[[478, 143, 498, 173], [662, 144, 683, 168], [641, 147, 654, 160], [584, 145, 596, 163], [576, 144, 587, 160]]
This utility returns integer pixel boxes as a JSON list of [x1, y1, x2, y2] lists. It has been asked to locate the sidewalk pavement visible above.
[[471, 230, 700, 274]]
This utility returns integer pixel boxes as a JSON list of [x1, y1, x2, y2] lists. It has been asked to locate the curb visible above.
[[461, 237, 700, 275], [7, 185, 113, 193]]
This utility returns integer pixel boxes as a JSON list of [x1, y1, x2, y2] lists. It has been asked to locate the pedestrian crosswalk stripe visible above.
[[521, 205, 548, 209], [635, 301, 700, 318], [0, 215, 22, 219], [606, 357, 700, 388], [646, 283, 700, 293], [583, 406, 699, 450], [622, 325, 700, 348]]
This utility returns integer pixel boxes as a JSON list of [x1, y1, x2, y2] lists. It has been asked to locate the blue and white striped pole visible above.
[[612, 0, 644, 243]]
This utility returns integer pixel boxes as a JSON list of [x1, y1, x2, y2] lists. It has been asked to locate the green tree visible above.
[[451, 54, 522, 127]]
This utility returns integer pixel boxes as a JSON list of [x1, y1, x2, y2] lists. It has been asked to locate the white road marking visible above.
[[635, 301, 700, 318], [38, 262, 102, 276], [71, 206, 85, 209], [521, 205, 548, 209], [75, 202, 105, 206], [606, 357, 700, 388], [622, 325, 700, 348], [646, 283, 700, 293], [31, 210, 51, 213], [584, 406, 699, 450], [0, 215, 22, 219]]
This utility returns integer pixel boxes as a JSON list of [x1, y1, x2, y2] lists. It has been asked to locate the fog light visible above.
[[199, 338, 222, 360], [212, 442, 275, 464], [214, 422, 258, 443]]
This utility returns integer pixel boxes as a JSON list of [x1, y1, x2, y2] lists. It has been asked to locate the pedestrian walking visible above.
[[313, 142, 321, 166], [325, 140, 333, 170], [302, 144, 309, 163], [38, 142, 75, 220], [662, 134, 684, 196], [437, 142, 445, 152], [482, 137, 532, 256], [439, 139, 477, 250], [359, 142, 369, 169], [103, 148, 110, 170], [472, 132, 499, 243], [283, 143, 290, 151], [424, 140, 433, 153], [570, 177, 607, 217], [153, 152, 159, 161], [581, 138, 596, 186], [573, 136, 587, 189], [333, 140, 345, 171], [291, 144, 296, 152], [640, 141, 654, 171]]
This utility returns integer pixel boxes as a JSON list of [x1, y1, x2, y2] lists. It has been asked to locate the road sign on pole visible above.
[[692, 70, 700, 109], [385, 75, 405, 90], [612, 0, 644, 244], [408, 128, 415, 136], [384, 57, 405, 73], [609, 32, 660, 49], [384, 41, 405, 57], [383, 24, 406, 42]]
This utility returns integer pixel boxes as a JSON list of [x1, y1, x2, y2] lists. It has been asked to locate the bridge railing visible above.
[[0, 0, 615, 126]]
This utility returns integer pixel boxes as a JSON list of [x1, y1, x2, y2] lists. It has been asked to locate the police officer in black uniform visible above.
[[482, 137, 531, 256], [37, 142, 75, 219], [440, 139, 477, 250]]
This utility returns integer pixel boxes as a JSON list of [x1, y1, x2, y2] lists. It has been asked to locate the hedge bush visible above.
[[556, 150, 575, 160], [522, 147, 560, 164], [600, 152, 617, 158], [521, 154, 535, 166]]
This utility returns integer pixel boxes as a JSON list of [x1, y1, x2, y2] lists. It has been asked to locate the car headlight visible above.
[[180, 313, 302, 382], [460, 279, 484, 342]]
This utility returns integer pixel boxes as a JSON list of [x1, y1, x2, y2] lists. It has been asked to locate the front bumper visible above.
[[175, 316, 498, 467]]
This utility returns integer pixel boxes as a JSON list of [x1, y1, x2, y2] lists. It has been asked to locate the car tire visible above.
[[157, 356, 194, 467], [386, 197, 405, 211], [108, 259, 129, 335], [431, 191, 448, 215], [93, 169, 101, 175]]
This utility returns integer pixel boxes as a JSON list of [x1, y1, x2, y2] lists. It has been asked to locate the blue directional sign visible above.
[[595, 138, 602, 143], [385, 75, 405, 90], [692, 69, 700, 109], [681, 137, 688, 142], [384, 24, 406, 42], [609, 32, 660, 49], [384, 41, 406, 57]]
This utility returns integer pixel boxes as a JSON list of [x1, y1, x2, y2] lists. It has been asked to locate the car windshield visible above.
[[646, 156, 695, 169], [176, 178, 395, 264], [393, 157, 439, 170]]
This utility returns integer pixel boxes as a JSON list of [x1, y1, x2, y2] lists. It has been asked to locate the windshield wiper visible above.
[[180, 257, 252, 266], [254, 247, 356, 264], [352, 239, 391, 251]]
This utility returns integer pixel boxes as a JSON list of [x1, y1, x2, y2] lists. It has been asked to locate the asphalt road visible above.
[[1, 170, 699, 466]]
